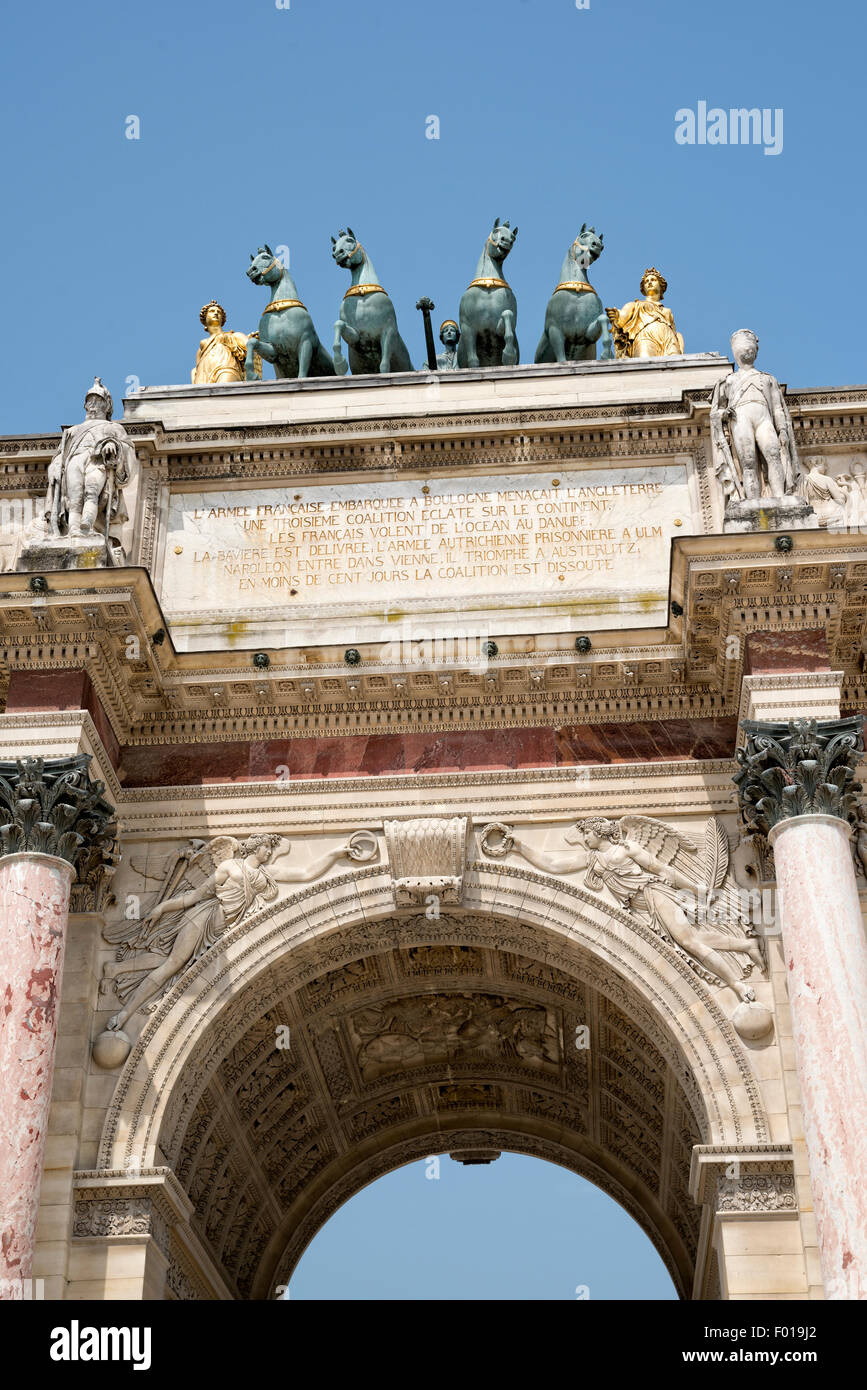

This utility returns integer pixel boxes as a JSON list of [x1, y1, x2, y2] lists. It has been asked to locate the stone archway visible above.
[[82, 861, 783, 1300]]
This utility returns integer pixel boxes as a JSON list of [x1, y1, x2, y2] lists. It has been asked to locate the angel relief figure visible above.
[[102, 830, 377, 1032], [480, 815, 765, 1002]]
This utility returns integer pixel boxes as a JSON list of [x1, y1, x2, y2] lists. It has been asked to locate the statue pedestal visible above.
[[14, 532, 122, 572], [723, 496, 817, 534]]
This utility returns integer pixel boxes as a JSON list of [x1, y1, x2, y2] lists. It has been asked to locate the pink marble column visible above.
[[769, 813, 867, 1299], [0, 852, 74, 1298]]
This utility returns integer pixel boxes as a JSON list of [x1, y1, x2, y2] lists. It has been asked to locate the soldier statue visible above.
[[710, 330, 801, 503], [43, 378, 135, 562]]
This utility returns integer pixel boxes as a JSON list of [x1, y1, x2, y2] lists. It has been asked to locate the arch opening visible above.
[[98, 874, 767, 1300], [287, 1151, 680, 1300]]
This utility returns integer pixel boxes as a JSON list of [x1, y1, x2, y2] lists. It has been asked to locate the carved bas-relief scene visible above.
[[0, 211, 866, 1310]]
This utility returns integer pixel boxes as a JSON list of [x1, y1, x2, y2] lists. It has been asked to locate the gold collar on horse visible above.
[[263, 298, 306, 313], [343, 283, 387, 299]]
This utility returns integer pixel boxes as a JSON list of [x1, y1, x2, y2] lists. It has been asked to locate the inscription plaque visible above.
[[162, 466, 691, 649]]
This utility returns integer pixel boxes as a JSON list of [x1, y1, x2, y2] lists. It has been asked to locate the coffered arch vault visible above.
[[96, 863, 769, 1299]]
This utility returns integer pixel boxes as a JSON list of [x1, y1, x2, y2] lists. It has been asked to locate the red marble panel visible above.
[[118, 717, 738, 788], [5, 669, 120, 768], [744, 629, 830, 675], [5, 669, 90, 711]]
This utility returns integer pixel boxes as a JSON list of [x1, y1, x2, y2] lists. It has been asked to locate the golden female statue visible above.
[[606, 268, 684, 359], [192, 300, 257, 384]]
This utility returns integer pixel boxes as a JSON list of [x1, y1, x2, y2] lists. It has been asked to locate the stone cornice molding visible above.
[[735, 671, 846, 748], [0, 710, 123, 804], [73, 1166, 193, 1225], [0, 374, 862, 483], [738, 670, 844, 699], [3, 506, 867, 749], [72, 1168, 234, 1300]]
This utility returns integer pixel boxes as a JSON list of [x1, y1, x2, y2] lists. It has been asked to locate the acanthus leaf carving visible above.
[[0, 753, 116, 870], [734, 716, 864, 836]]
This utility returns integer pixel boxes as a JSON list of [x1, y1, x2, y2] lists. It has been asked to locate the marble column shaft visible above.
[[0, 752, 115, 1299], [736, 716, 867, 1299], [769, 814, 867, 1299], [0, 853, 74, 1295]]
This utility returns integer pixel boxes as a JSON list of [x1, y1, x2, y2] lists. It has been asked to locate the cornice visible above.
[[2, 531, 867, 748], [117, 755, 740, 803], [1, 381, 864, 493]]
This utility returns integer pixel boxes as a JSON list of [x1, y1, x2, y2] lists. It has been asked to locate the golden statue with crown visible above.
[[606, 269, 684, 359], [192, 301, 259, 384]]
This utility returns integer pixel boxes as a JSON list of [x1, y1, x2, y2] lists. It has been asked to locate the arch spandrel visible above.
[[94, 863, 771, 1300]]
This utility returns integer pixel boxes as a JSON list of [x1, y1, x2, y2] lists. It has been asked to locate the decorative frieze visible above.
[[715, 1171, 797, 1215], [689, 1144, 797, 1217], [72, 1196, 170, 1256], [72, 1169, 190, 1260]]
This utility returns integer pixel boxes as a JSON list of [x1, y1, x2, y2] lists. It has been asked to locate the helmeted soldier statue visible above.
[[44, 378, 135, 561]]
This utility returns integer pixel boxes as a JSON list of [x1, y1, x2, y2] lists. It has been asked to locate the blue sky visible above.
[[1, 0, 864, 435], [289, 1154, 676, 1299]]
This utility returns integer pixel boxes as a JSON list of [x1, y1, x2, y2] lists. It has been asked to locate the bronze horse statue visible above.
[[535, 225, 613, 363], [458, 218, 519, 367], [246, 246, 334, 379], [331, 229, 413, 375]]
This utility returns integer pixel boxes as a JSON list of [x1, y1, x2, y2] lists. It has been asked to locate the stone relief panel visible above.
[[94, 829, 378, 1067], [400, 944, 484, 978], [301, 955, 384, 1011], [801, 453, 867, 529], [347, 991, 561, 1084], [479, 814, 772, 1040]]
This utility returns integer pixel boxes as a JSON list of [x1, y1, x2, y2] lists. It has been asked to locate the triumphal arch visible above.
[[1, 343, 866, 1301]]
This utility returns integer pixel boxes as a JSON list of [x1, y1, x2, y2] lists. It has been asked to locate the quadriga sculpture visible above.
[[330, 229, 412, 375], [458, 218, 519, 368], [535, 224, 613, 363], [245, 245, 334, 380]]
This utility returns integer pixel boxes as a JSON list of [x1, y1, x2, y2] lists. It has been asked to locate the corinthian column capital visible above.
[[0, 754, 116, 873], [734, 716, 864, 838]]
